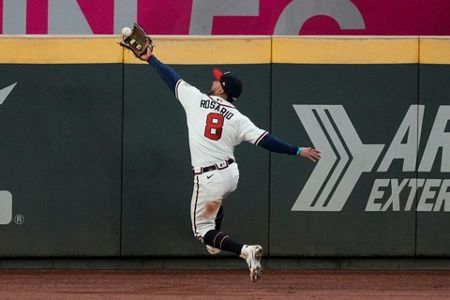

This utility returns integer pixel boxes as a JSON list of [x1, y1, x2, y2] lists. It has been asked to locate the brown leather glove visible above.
[[119, 23, 154, 59]]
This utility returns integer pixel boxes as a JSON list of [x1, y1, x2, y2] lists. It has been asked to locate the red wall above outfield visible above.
[[0, 0, 450, 35]]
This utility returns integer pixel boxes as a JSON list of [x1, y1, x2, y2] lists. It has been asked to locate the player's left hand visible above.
[[300, 147, 321, 162]]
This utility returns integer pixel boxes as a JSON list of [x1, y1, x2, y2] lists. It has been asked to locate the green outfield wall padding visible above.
[[0, 64, 123, 256], [0, 37, 449, 258]]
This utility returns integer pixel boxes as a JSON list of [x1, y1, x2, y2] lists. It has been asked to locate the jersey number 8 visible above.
[[204, 113, 224, 141]]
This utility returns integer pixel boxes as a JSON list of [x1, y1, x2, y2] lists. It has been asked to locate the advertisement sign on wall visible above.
[[1, 0, 450, 35]]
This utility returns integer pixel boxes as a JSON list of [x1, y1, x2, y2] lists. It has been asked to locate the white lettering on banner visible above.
[[365, 179, 389, 211], [1, 0, 366, 35], [0, 83, 17, 105], [0, 191, 12, 225], [365, 178, 449, 212], [48, 0, 92, 34], [418, 106, 450, 172], [434, 179, 450, 212], [274, 0, 365, 34], [293, 105, 450, 212], [114, 0, 138, 34], [0, 1, 449, 35], [405, 179, 425, 211], [0, 85, 16, 225], [378, 105, 424, 172], [3, 0, 26, 34], [189, 0, 260, 34], [417, 179, 442, 211], [381, 178, 409, 211]]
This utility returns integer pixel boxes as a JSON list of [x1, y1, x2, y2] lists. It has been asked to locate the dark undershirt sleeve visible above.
[[148, 55, 181, 95], [257, 134, 300, 155]]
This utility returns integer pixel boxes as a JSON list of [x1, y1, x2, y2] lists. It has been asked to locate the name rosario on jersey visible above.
[[200, 99, 234, 120]]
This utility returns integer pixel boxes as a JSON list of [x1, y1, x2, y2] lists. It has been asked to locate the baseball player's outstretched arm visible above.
[[147, 55, 181, 94], [139, 47, 181, 94], [258, 134, 321, 162]]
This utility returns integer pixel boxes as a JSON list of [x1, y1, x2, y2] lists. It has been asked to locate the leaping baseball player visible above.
[[139, 47, 321, 282]]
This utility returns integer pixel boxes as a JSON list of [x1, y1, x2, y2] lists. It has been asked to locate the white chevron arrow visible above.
[[0, 82, 17, 105], [291, 105, 384, 211]]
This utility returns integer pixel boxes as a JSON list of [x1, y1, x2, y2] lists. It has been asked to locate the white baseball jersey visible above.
[[175, 80, 267, 168]]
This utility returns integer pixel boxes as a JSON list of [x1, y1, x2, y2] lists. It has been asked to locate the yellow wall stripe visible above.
[[124, 36, 272, 65], [420, 38, 450, 64], [272, 37, 419, 64], [1, 36, 449, 65], [0, 36, 122, 64]]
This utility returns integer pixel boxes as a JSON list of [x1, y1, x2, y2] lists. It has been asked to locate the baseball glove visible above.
[[119, 23, 153, 58]]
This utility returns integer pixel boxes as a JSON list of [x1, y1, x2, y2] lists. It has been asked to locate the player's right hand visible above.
[[139, 46, 153, 61], [300, 147, 321, 162]]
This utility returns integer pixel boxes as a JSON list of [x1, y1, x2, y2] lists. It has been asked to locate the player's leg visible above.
[[190, 192, 241, 254], [202, 222, 263, 282], [190, 164, 263, 281], [203, 228, 243, 255], [215, 205, 224, 230], [204, 204, 224, 254], [190, 174, 220, 242], [190, 166, 241, 250]]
